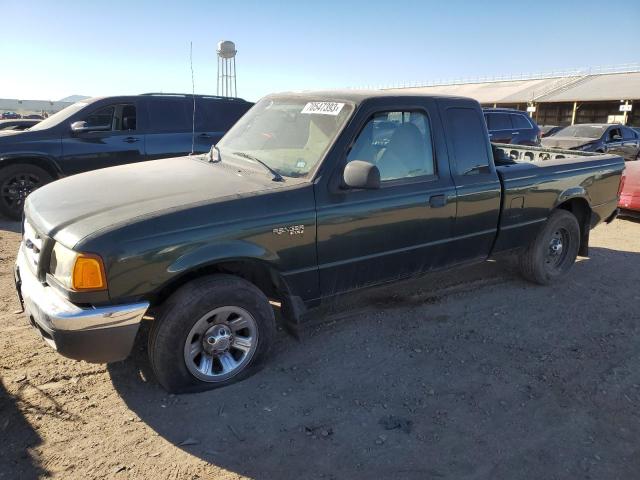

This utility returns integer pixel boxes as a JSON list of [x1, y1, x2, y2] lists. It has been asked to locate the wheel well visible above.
[[151, 260, 301, 328], [556, 198, 591, 256], [0, 157, 61, 180]]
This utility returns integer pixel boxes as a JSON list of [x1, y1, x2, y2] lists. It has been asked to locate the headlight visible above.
[[50, 243, 107, 291]]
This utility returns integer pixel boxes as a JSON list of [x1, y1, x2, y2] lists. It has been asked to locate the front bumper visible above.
[[15, 246, 149, 363]]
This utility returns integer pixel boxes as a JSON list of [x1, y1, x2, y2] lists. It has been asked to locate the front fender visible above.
[[167, 240, 280, 274], [0, 152, 63, 176]]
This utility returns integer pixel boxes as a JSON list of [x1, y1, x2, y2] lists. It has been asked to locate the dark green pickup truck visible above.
[[15, 91, 624, 393]]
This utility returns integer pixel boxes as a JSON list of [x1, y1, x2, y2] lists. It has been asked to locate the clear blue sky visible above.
[[1, 0, 638, 102]]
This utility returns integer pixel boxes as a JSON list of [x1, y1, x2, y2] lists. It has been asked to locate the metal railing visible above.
[[369, 63, 640, 91]]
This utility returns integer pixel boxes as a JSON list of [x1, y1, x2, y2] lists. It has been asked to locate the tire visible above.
[[519, 209, 580, 285], [0, 163, 53, 220], [148, 274, 276, 393]]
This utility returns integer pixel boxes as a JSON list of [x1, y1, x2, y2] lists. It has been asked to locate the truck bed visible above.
[[491, 143, 625, 254], [492, 142, 600, 164]]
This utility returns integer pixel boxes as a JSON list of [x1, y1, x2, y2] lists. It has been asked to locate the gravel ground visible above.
[[1, 217, 639, 479]]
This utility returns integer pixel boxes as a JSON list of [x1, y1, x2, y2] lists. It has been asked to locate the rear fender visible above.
[[554, 187, 591, 208], [554, 190, 592, 256]]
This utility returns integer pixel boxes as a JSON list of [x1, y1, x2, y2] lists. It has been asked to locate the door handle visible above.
[[123, 136, 140, 143], [198, 133, 213, 139], [429, 194, 447, 208], [511, 131, 520, 135]]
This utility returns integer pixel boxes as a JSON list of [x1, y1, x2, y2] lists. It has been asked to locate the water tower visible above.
[[217, 40, 237, 97]]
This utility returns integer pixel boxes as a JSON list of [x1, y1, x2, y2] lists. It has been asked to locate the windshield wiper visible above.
[[231, 151, 284, 182]]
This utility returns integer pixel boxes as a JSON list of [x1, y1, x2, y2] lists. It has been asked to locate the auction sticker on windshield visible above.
[[301, 102, 345, 115]]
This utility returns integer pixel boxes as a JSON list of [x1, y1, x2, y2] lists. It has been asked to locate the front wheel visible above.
[[0, 164, 53, 220], [148, 274, 276, 393], [519, 209, 580, 285]]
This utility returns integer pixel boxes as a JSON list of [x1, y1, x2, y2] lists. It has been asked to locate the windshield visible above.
[[29, 102, 88, 131], [216, 97, 354, 178], [555, 125, 607, 139]]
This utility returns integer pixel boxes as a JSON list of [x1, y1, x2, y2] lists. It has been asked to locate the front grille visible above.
[[23, 219, 43, 272]]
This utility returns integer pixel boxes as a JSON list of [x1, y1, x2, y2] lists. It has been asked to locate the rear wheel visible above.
[[0, 164, 53, 220], [519, 209, 580, 285], [148, 274, 276, 393]]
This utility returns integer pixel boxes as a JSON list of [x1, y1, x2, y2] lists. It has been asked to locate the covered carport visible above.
[[387, 66, 640, 127]]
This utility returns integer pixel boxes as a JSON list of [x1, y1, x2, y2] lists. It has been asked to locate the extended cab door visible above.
[[439, 99, 502, 263], [61, 101, 145, 174], [315, 99, 457, 296]]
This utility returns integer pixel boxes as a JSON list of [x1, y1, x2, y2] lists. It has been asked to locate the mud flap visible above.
[[13, 265, 25, 314], [605, 208, 619, 224]]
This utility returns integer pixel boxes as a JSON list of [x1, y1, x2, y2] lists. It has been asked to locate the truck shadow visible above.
[[0, 379, 49, 478], [0, 219, 20, 234], [107, 245, 640, 479]]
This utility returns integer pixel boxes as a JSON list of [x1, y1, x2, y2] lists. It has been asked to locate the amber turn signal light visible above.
[[72, 254, 107, 291]]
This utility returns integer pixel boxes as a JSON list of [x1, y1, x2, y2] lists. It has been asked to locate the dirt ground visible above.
[[1, 216, 639, 479]]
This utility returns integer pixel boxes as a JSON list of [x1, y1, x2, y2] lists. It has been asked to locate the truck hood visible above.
[[541, 136, 595, 149], [25, 155, 285, 247]]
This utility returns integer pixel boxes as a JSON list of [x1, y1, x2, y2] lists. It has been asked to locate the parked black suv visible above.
[[0, 93, 253, 219], [483, 108, 541, 146]]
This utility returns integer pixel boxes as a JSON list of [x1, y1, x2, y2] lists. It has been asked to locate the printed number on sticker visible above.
[[301, 102, 345, 116]]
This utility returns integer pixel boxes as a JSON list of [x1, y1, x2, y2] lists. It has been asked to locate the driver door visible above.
[[61, 102, 145, 174], [315, 103, 457, 296], [605, 126, 625, 158]]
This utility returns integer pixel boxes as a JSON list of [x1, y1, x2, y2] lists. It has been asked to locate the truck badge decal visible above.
[[273, 225, 304, 236]]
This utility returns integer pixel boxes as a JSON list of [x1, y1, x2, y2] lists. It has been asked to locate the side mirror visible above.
[[343, 160, 380, 189], [611, 134, 623, 141], [71, 121, 110, 133]]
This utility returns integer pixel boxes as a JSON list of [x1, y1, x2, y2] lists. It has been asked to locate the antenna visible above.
[[190, 41, 196, 155]]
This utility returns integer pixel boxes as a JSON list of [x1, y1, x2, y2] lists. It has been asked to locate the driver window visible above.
[[609, 128, 622, 141], [347, 111, 435, 181], [83, 106, 114, 130], [82, 104, 136, 132]]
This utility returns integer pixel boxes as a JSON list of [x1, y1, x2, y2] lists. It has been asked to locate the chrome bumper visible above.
[[15, 245, 149, 363]]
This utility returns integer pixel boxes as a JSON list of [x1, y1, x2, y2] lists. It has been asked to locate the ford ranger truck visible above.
[[14, 91, 624, 393]]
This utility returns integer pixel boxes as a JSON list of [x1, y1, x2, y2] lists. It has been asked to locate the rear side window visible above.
[[147, 99, 192, 132], [197, 99, 251, 131], [622, 127, 636, 140], [446, 108, 491, 175], [487, 113, 512, 130], [511, 114, 532, 129]]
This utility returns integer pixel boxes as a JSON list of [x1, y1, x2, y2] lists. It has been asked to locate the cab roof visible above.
[[266, 89, 472, 104], [77, 94, 250, 104]]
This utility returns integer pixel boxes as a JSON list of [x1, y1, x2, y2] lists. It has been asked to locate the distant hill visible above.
[[58, 95, 90, 102]]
